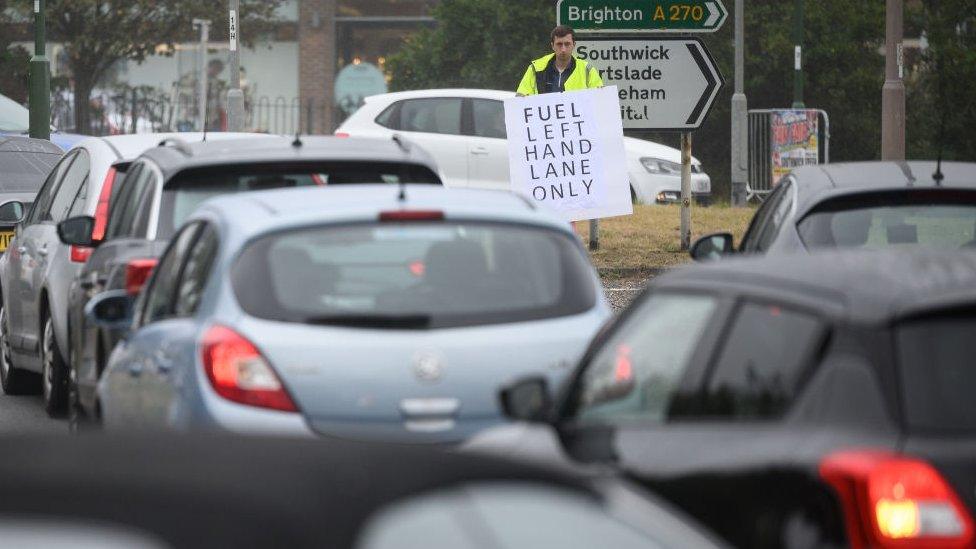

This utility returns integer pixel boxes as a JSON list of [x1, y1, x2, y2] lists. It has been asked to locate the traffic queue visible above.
[[1, 121, 974, 548]]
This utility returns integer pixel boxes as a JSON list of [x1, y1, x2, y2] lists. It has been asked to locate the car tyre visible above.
[[0, 303, 37, 395], [41, 315, 69, 417]]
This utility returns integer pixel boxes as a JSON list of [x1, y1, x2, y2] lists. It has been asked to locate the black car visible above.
[[58, 135, 443, 427], [690, 160, 976, 260], [484, 248, 976, 549], [0, 137, 62, 252], [0, 434, 724, 548]]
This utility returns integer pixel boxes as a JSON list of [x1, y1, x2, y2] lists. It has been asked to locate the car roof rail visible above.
[[157, 137, 193, 156]]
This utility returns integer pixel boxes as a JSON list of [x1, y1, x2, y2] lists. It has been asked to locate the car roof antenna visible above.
[[292, 128, 303, 148]]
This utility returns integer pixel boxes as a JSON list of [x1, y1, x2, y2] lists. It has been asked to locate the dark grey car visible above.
[[60, 135, 442, 426], [690, 161, 976, 260]]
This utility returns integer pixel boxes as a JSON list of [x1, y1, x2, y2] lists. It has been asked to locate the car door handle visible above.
[[80, 276, 107, 291], [470, 147, 489, 155], [128, 361, 143, 378], [16, 246, 26, 254], [37, 245, 48, 257], [154, 349, 175, 375]]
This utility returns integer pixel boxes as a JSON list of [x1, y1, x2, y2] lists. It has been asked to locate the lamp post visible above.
[[29, 0, 51, 140], [881, 0, 905, 160]]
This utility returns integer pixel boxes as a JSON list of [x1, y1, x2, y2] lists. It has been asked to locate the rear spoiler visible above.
[[111, 160, 134, 174]]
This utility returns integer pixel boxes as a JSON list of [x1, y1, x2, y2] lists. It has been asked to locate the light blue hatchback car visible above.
[[91, 185, 610, 442]]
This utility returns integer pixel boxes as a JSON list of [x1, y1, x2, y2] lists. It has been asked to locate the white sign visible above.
[[229, 10, 238, 51], [504, 87, 631, 222], [575, 37, 723, 130]]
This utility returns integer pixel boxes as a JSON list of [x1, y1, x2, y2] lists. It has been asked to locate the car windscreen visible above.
[[0, 94, 30, 132], [797, 192, 976, 250], [232, 222, 596, 329], [898, 312, 976, 433], [0, 151, 61, 192], [158, 162, 442, 238]]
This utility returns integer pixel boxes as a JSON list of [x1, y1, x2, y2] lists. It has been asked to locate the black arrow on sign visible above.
[[686, 43, 718, 126]]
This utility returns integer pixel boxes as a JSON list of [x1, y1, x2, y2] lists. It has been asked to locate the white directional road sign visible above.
[[576, 37, 724, 130]]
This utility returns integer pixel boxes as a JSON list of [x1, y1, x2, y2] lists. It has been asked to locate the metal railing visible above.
[[51, 88, 338, 137], [747, 109, 830, 201]]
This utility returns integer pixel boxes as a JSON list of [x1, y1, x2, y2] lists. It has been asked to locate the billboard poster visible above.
[[770, 109, 819, 186]]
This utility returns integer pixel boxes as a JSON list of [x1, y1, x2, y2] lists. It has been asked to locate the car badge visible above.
[[413, 353, 444, 383]]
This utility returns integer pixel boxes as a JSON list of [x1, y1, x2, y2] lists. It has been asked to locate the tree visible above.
[[907, 0, 976, 161], [0, 0, 30, 103], [386, 0, 554, 92], [14, 0, 283, 133]]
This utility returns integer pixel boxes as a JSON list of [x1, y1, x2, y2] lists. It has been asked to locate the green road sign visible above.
[[557, 0, 728, 33]]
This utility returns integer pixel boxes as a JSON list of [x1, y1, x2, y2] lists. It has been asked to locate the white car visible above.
[[336, 89, 711, 205]]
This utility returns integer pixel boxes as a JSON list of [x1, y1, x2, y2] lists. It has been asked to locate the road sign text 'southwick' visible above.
[[522, 103, 595, 201]]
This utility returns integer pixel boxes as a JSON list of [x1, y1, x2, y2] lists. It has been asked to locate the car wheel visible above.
[[0, 303, 37, 395], [41, 315, 69, 416]]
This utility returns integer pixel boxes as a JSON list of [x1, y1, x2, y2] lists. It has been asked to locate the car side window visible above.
[[130, 170, 160, 238], [740, 182, 787, 253], [173, 224, 219, 318], [471, 99, 506, 139], [574, 293, 719, 424], [753, 181, 794, 252], [698, 302, 825, 419], [26, 152, 75, 225], [104, 163, 143, 239], [107, 165, 152, 240], [375, 102, 400, 130], [140, 223, 201, 326], [398, 98, 462, 135], [46, 149, 90, 223]]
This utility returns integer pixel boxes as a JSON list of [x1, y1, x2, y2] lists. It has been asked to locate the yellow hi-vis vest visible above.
[[516, 54, 604, 96]]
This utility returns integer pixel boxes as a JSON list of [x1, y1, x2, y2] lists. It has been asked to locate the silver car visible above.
[[0, 132, 262, 414], [92, 185, 610, 441]]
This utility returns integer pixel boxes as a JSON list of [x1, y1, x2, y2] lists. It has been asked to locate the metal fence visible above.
[[747, 109, 830, 201], [51, 89, 338, 137]]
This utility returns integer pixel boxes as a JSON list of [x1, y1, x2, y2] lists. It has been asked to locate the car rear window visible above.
[[158, 162, 441, 238], [898, 313, 976, 433], [797, 192, 976, 250], [231, 222, 596, 329]]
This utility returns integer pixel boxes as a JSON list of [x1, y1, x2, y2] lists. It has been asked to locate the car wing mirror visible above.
[[499, 376, 553, 423], [57, 215, 95, 247], [84, 290, 133, 330], [0, 200, 26, 225], [689, 232, 734, 262]]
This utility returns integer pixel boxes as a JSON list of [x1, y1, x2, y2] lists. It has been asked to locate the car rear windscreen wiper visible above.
[[303, 313, 432, 329]]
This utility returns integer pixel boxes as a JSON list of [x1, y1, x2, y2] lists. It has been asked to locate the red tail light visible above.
[[125, 258, 158, 295], [201, 325, 297, 412], [70, 246, 93, 263], [820, 450, 975, 548], [311, 173, 325, 186], [334, 132, 350, 138], [92, 166, 119, 243], [379, 210, 444, 222]]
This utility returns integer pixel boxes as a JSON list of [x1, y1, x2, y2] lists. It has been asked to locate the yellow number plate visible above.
[[0, 231, 14, 253]]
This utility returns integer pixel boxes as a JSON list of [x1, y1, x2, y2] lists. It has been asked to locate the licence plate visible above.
[[0, 232, 13, 253]]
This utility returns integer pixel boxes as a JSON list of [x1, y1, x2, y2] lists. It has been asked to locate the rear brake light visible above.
[[311, 173, 325, 186], [125, 258, 158, 295], [70, 246, 92, 263], [379, 210, 444, 222], [201, 325, 297, 412], [92, 167, 118, 242], [820, 450, 975, 548], [334, 132, 350, 138]]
